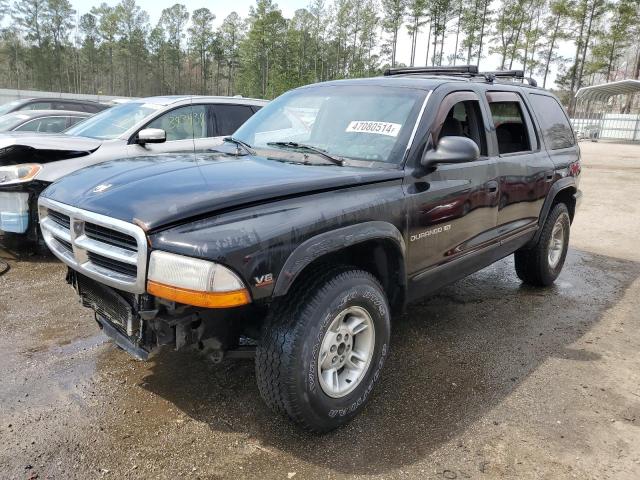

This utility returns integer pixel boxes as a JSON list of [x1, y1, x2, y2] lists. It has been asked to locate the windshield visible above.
[[65, 102, 162, 139], [0, 112, 29, 131], [233, 85, 426, 165], [0, 100, 23, 116]]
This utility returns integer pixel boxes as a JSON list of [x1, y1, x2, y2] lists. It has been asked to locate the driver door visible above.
[[128, 104, 206, 156], [405, 91, 500, 276]]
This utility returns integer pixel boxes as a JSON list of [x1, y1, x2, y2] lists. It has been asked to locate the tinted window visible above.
[[488, 101, 531, 154], [24, 101, 53, 110], [54, 102, 79, 112], [81, 103, 105, 113], [529, 94, 575, 150], [438, 100, 487, 156], [16, 116, 69, 133], [67, 116, 87, 127], [214, 105, 255, 136], [147, 105, 208, 141]]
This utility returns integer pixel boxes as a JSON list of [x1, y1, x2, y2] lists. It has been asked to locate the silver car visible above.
[[0, 95, 267, 239]]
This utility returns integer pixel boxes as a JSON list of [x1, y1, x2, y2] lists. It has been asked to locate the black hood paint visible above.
[[42, 152, 404, 231], [0, 133, 102, 166]]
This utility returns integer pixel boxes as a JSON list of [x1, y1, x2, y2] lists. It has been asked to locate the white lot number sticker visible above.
[[346, 121, 402, 137]]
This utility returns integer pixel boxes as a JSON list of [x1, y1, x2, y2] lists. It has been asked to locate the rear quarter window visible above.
[[529, 94, 575, 150]]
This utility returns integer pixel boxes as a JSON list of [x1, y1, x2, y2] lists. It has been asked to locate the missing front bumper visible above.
[[96, 314, 150, 361], [0, 191, 30, 233]]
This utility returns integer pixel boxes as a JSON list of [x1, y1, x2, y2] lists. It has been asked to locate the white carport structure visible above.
[[573, 79, 640, 142]]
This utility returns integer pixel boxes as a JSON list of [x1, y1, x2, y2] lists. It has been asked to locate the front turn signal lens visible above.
[[147, 251, 251, 308], [147, 281, 251, 308]]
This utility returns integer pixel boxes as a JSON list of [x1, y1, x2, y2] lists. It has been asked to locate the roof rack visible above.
[[384, 65, 479, 76], [383, 65, 539, 87], [481, 69, 538, 87]]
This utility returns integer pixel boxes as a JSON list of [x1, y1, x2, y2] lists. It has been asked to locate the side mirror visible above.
[[137, 128, 166, 145], [421, 136, 480, 169]]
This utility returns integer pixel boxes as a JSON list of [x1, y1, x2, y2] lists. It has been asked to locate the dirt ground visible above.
[[1, 141, 639, 480]]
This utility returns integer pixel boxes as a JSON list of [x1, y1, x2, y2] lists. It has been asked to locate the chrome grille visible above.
[[85, 222, 138, 251], [38, 197, 148, 294], [48, 210, 70, 229]]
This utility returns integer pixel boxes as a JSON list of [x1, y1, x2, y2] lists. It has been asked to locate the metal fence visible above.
[[571, 113, 640, 142], [0, 88, 132, 105]]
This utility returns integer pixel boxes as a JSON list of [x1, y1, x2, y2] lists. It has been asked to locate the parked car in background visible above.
[[0, 97, 108, 115], [0, 95, 267, 241], [0, 110, 91, 133]]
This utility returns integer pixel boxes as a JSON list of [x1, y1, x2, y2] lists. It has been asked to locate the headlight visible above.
[[146, 251, 251, 308], [0, 163, 42, 185]]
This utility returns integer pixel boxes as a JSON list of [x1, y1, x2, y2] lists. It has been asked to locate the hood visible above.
[[41, 152, 403, 231], [0, 133, 102, 166]]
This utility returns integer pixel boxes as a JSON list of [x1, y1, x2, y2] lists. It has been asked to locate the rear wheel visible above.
[[515, 203, 571, 286], [255, 267, 390, 432]]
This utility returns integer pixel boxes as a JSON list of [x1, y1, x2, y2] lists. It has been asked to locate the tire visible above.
[[255, 266, 391, 432], [515, 202, 571, 286]]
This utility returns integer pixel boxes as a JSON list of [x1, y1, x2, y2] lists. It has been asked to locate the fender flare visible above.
[[272, 221, 406, 297], [533, 177, 577, 243]]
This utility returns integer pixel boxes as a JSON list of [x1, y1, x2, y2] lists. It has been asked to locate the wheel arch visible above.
[[532, 179, 577, 244], [272, 221, 407, 313]]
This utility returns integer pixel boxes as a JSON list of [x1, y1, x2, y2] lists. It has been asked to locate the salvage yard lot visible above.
[[1, 142, 639, 479]]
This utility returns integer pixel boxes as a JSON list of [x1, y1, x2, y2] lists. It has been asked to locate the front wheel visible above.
[[515, 202, 571, 286], [255, 267, 390, 432]]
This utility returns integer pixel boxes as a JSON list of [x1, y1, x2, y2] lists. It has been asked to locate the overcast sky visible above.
[[70, 0, 569, 88]]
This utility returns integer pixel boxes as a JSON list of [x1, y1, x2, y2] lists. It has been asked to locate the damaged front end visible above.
[[0, 137, 100, 237], [68, 270, 257, 362], [40, 196, 258, 362]]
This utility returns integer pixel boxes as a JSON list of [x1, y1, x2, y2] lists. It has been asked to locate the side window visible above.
[[213, 105, 255, 136], [67, 116, 86, 128], [16, 117, 69, 133], [23, 101, 52, 111], [55, 101, 84, 112], [147, 105, 208, 141], [487, 98, 532, 155], [528, 94, 575, 150], [437, 98, 488, 156]]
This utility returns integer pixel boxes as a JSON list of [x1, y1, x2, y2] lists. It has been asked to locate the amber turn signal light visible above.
[[147, 280, 251, 308]]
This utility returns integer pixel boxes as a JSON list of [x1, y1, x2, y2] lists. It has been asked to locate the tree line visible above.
[[0, 0, 638, 113]]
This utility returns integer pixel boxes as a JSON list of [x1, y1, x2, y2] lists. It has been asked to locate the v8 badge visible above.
[[254, 273, 274, 287]]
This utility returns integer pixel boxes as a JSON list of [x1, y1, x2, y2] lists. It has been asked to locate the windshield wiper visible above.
[[223, 136, 255, 155], [266, 142, 345, 166]]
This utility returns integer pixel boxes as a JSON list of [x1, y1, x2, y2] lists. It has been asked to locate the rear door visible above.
[[484, 91, 555, 236], [405, 90, 500, 274], [192, 103, 257, 152]]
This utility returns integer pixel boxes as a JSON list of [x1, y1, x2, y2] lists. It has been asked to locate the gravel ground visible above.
[[1, 141, 639, 480]]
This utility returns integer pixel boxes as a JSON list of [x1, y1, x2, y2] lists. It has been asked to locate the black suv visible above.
[[38, 66, 581, 432]]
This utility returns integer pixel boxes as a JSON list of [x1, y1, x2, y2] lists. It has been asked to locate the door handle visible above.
[[545, 173, 554, 182], [487, 181, 498, 193]]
